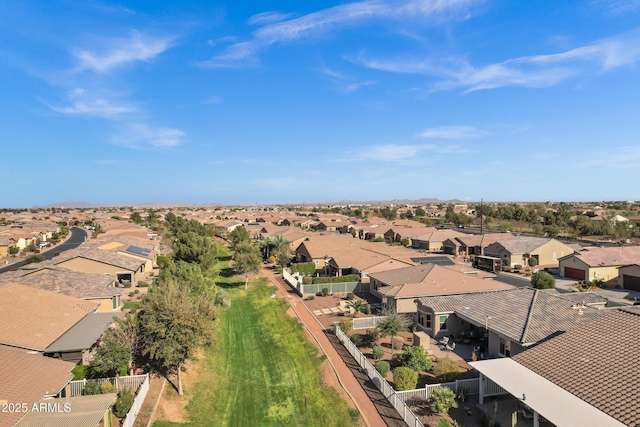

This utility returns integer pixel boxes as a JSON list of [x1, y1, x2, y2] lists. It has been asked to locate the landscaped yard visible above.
[[153, 277, 358, 426]]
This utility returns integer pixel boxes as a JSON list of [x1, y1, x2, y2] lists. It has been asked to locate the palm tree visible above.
[[377, 310, 412, 355], [347, 299, 366, 317]]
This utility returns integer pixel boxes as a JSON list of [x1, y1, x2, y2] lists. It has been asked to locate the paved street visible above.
[[0, 226, 87, 274]]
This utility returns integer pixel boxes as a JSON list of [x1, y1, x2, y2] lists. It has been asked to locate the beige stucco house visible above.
[[559, 246, 640, 283], [485, 236, 576, 268]]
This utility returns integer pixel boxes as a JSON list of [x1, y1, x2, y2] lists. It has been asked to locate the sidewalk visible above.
[[262, 267, 390, 427]]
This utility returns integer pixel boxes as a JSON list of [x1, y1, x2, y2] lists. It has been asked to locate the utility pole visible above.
[[480, 198, 484, 234]]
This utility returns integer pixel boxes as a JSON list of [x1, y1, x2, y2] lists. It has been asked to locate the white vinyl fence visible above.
[[282, 270, 361, 295], [120, 374, 150, 427], [334, 323, 425, 427], [67, 374, 148, 397], [352, 316, 387, 330], [395, 376, 506, 406]]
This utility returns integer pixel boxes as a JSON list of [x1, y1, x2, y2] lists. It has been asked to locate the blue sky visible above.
[[2, 0, 640, 207]]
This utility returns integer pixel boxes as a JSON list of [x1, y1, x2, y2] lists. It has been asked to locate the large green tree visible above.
[[228, 226, 250, 250], [172, 231, 218, 271], [234, 242, 262, 290], [138, 282, 215, 395], [90, 330, 130, 379]]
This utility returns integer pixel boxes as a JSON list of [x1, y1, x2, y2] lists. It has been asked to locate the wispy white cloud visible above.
[[349, 143, 469, 162], [248, 11, 295, 26], [203, 95, 223, 104], [110, 123, 186, 149], [344, 79, 379, 92], [355, 28, 640, 91], [577, 146, 640, 169], [74, 31, 175, 73], [48, 88, 136, 119], [417, 125, 488, 139], [202, 0, 475, 67]]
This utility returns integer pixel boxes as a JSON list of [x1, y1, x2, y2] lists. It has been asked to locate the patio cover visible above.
[[469, 358, 625, 427], [45, 312, 117, 353], [16, 394, 117, 427]]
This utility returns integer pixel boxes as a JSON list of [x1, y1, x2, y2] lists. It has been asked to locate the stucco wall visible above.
[[57, 258, 138, 282]]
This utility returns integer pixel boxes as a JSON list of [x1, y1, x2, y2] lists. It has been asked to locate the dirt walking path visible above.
[[262, 267, 391, 427]]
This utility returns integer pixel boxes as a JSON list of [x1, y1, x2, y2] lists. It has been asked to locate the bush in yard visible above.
[[376, 361, 390, 377], [306, 295, 315, 301], [312, 274, 360, 284], [268, 255, 276, 264], [362, 304, 371, 315], [338, 318, 353, 334], [372, 346, 384, 360], [315, 291, 323, 296], [432, 357, 461, 382], [156, 255, 170, 269], [350, 333, 367, 347], [83, 380, 102, 395], [137, 280, 149, 287], [291, 262, 316, 275], [321, 287, 329, 297], [393, 367, 418, 391], [113, 387, 134, 418], [531, 271, 555, 289], [392, 336, 404, 351], [437, 418, 452, 427], [528, 257, 538, 267], [303, 276, 313, 285], [367, 328, 380, 344], [100, 381, 116, 394], [346, 292, 355, 300], [398, 345, 432, 372], [430, 386, 458, 414]]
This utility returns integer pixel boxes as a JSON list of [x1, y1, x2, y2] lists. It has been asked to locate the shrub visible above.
[[267, 255, 276, 264], [376, 361, 390, 377], [54, 251, 61, 257], [392, 336, 404, 351], [128, 291, 135, 297], [372, 346, 384, 360], [214, 290, 231, 308], [528, 257, 538, 267], [134, 289, 140, 294], [437, 419, 452, 427], [398, 345, 432, 372], [367, 328, 380, 343], [290, 262, 316, 275], [137, 280, 149, 287], [23, 254, 45, 265], [432, 357, 460, 382], [100, 381, 116, 394], [393, 367, 418, 391], [321, 287, 329, 297], [430, 386, 458, 414], [502, 266, 511, 272], [338, 318, 353, 334], [351, 333, 366, 347], [531, 271, 555, 289], [122, 281, 132, 288], [312, 274, 360, 284], [71, 365, 89, 380], [83, 380, 102, 395], [362, 304, 371, 315], [113, 388, 134, 418], [303, 276, 313, 285], [306, 295, 315, 301], [315, 291, 323, 296], [346, 292, 355, 300], [156, 255, 170, 269]]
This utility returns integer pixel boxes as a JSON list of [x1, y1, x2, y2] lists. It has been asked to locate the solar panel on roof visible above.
[[126, 245, 151, 256]]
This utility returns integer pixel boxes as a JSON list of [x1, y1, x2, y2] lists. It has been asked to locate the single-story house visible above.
[[54, 248, 146, 285], [411, 229, 466, 252], [559, 246, 640, 283], [442, 232, 515, 257], [416, 287, 607, 357], [470, 306, 640, 427], [369, 263, 513, 314], [484, 236, 576, 268], [618, 264, 640, 292]]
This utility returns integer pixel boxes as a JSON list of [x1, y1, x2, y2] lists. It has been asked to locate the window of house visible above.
[[499, 338, 511, 357], [423, 314, 432, 329], [439, 315, 448, 331]]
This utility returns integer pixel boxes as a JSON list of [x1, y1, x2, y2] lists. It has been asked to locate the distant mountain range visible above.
[[33, 197, 465, 209]]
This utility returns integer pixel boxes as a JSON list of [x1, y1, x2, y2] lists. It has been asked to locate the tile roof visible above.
[[453, 232, 516, 248], [0, 268, 121, 299], [56, 248, 145, 271], [419, 287, 606, 345], [16, 393, 117, 427], [487, 235, 554, 254], [0, 283, 97, 351], [0, 345, 75, 427], [46, 312, 118, 353], [412, 229, 466, 242], [371, 263, 512, 298], [513, 307, 640, 426], [563, 245, 640, 267]]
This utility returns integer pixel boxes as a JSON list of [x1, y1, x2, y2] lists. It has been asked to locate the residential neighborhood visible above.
[[1, 202, 640, 426]]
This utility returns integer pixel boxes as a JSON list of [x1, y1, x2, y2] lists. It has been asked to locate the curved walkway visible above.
[[262, 267, 397, 427]]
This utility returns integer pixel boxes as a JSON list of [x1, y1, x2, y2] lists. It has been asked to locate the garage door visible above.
[[623, 274, 640, 292], [564, 267, 586, 280]]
